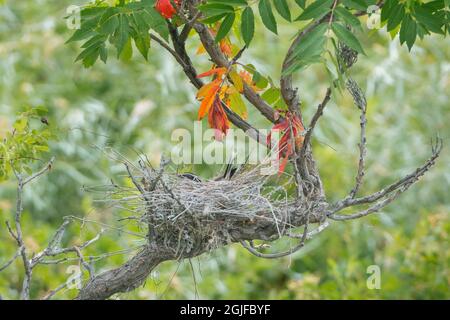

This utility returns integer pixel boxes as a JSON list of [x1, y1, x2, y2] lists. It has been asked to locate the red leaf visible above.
[[155, 0, 180, 19], [208, 98, 230, 141], [267, 112, 305, 175]]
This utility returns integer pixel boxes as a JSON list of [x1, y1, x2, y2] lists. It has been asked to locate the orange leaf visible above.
[[197, 80, 218, 100], [197, 67, 227, 79], [197, 83, 220, 120], [220, 39, 232, 57]]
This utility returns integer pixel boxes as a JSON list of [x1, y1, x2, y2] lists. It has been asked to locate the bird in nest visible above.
[[178, 155, 245, 183]]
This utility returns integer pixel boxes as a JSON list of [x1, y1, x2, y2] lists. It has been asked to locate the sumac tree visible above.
[[1, 0, 447, 300]]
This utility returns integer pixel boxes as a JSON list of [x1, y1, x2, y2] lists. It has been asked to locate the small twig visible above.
[[300, 88, 332, 158], [240, 239, 306, 259], [287, 221, 330, 239], [188, 259, 199, 299], [42, 282, 67, 300], [125, 163, 148, 200], [0, 247, 22, 273], [330, 188, 404, 221], [74, 246, 95, 280], [347, 78, 368, 198], [5, 221, 18, 242], [150, 33, 189, 70], [22, 157, 55, 186]]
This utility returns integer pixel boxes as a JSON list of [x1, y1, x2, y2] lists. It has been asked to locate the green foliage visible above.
[[284, 23, 328, 75], [382, 0, 449, 50], [67, 0, 167, 66], [67, 0, 449, 109], [332, 22, 366, 54], [215, 11, 235, 43], [258, 0, 278, 34], [241, 6, 255, 45], [0, 107, 54, 181]]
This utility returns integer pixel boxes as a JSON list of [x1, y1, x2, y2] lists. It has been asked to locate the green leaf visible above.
[[33, 106, 48, 117], [295, 0, 306, 9], [228, 91, 247, 118], [284, 23, 328, 75], [414, 3, 445, 35], [66, 7, 105, 43], [296, 0, 334, 21], [81, 34, 106, 49], [261, 87, 281, 105], [399, 14, 417, 51], [75, 41, 101, 64], [99, 45, 108, 63], [386, 2, 405, 31], [13, 117, 28, 131], [208, 0, 248, 5], [198, 3, 235, 16], [332, 23, 366, 55], [66, 28, 97, 44], [381, 0, 396, 22], [202, 13, 228, 24], [258, 0, 278, 34], [291, 23, 327, 59], [119, 38, 133, 62], [341, 0, 369, 11], [283, 55, 323, 75], [241, 7, 255, 46], [98, 7, 120, 35], [216, 12, 236, 43], [273, 0, 291, 22], [335, 6, 361, 28], [141, 6, 169, 41]]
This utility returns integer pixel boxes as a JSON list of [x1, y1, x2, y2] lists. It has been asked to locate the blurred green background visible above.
[[0, 0, 448, 299]]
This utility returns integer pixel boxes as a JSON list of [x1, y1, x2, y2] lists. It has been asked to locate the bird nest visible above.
[[97, 154, 322, 259]]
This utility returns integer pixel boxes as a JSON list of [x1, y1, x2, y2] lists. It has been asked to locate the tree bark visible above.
[[76, 203, 327, 300]]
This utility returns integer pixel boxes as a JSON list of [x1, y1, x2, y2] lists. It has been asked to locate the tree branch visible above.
[[151, 21, 267, 146], [0, 247, 22, 273], [329, 138, 443, 219], [299, 88, 332, 159], [76, 203, 323, 300], [346, 78, 368, 198]]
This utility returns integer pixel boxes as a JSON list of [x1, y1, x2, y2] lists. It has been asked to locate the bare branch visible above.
[[74, 246, 95, 280], [0, 246, 22, 273], [22, 157, 55, 186], [346, 78, 368, 198], [240, 203, 315, 260], [42, 282, 67, 300], [5, 221, 18, 243], [330, 188, 404, 221], [240, 239, 306, 259], [330, 138, 443, 218], [300, 88, 332, 158]]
